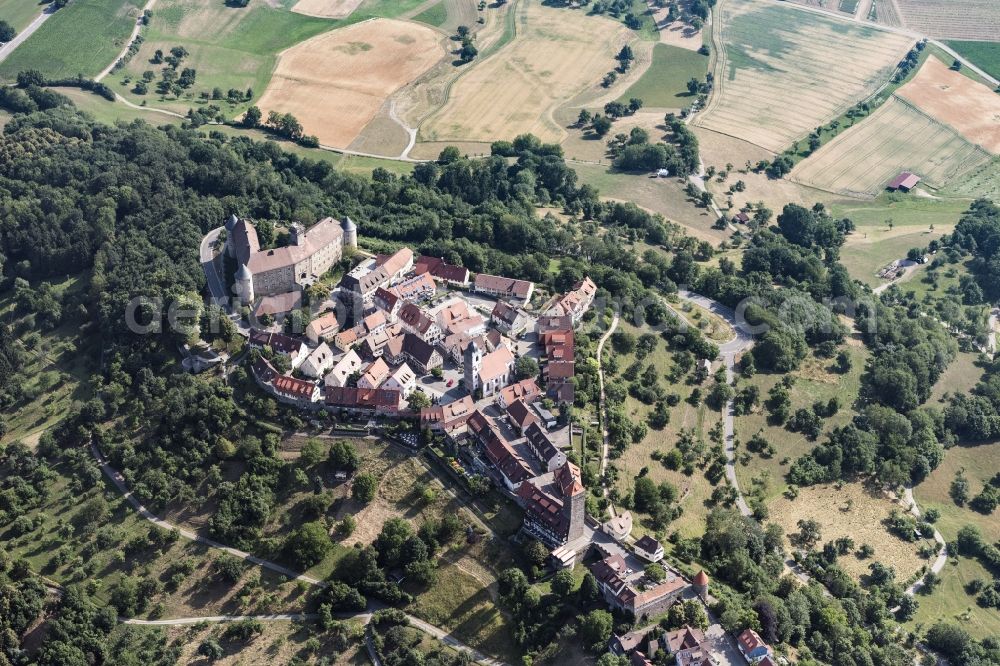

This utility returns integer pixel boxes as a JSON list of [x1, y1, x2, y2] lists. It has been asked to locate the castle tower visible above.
[[225, 213, 239, 258], [463, 340, 482, 393], [235, 263, 254, 305], [342, 217, 358, 250], [566, 486, 585, 542], [693, 570, 710, 601], [289, 223, 305, 247]]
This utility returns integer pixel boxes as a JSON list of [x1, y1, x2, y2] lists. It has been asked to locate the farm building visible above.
[[887, 171, 922, 191]]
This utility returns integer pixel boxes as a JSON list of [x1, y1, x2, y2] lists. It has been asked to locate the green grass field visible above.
[[0, 0, 138, 80], [0, 0, 46, 34], [945, 40, 1000, 82], [606, 319, 719, 539], [412, 0, 448, 27], [911, 441, 1000, 640], [0, 273, 96, 448], [943, 157, 1000, 201], [618, 43, 708, 108], [734, 345, 866, 503]]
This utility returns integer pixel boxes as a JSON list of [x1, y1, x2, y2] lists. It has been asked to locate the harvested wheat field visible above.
[[896, 57, 1000, 154], [791, 95, 991, 196], [290, 0, 364, 18], [694, 0, 912, 153], [769, 482, 933, 581], [419, 0, 629, 144], [893, 0, 1000, 40], [256, 18, 445, 148]]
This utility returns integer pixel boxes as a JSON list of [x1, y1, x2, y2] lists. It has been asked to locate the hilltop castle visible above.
[[225, 214, 357, 304]]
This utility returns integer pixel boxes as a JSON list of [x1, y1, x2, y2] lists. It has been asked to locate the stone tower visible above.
[[566, 485, 585, 542], [235, 263, 254, 305], [225, 213, 239, 258], [463, 340, 482, 393], [693, 570, 710, 601], [289, 222, 304, 246], [342, 216, 358, 250]]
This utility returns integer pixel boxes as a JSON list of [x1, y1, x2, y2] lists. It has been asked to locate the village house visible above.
[[506, 399, 539, 434], [358, 357, 391, 390], [523, 422, 567, 472], [491, 300, 529, 336], [324, 349, 363, 388], [324, 386, 401, 417], [306, 311, 341, 344], [339, 247, 414, 307], [299, 342, 335, 379], [373, 287, 402, 321], [390, 272, 436, 303], [420, 395, 475, 433], [398, 302, 443, 345], [467, 410, 532, 491], [736, 629, 772, 662], [603, 511, 633, 541], [382, 333, 443, 374], [227, 215, 357, 304], [498, 377, 541, 410], [634, 535, 665, 563], [252, 358, 320, 406], [383, 363, 417, 398], [547, 277, 597, 325], [473, 273, 535, 306], [248, 329, 309, 370], [413, 255, 471, 286]]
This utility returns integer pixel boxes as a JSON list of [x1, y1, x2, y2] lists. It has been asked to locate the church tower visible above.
[[341, 217, 358, 250], [463, 340, 482, 393]]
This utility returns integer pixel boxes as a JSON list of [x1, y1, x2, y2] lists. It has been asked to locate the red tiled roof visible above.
[[737, 629, 767, 654], [324, 386, 400, 410], [506, 399, 539, 430], [474, 273, 533, 299], [888, 171, 921, 190], [500, 378, 540, 406], [554, 461, 584, 497]]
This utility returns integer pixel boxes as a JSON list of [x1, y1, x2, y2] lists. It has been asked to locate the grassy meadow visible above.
[[618, 43, 709, 108], [0, 0, 47, 33], [946, 40, 1000, 81]]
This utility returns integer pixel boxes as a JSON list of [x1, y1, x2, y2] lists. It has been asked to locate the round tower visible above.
[[342, 216, 358, 250], [235, 263, 254, 305], [693, 569, 709, 601], [225, 213, 239, 258]]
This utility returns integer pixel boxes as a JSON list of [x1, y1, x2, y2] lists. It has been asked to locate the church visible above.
[[225, 214, 357, 304]]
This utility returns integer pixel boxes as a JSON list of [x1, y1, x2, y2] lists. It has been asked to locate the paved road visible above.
[[0, 5, 57, 63], [676, 290, 754, 517], [95, 0, 159, 82], [596, 312, 620, 484], [200, 226, 228, 304]]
